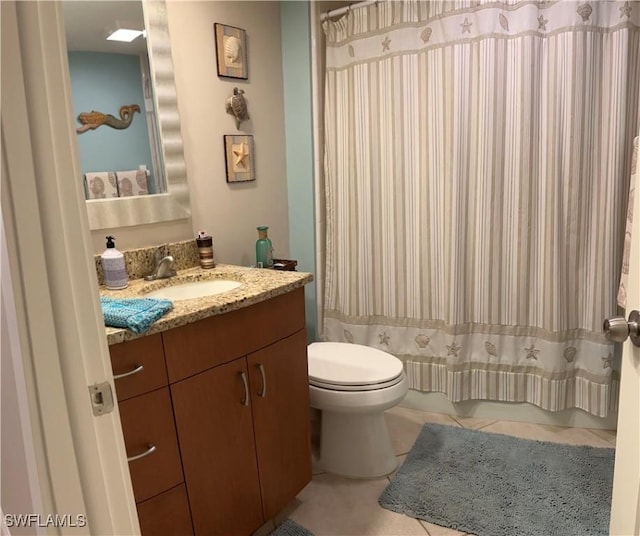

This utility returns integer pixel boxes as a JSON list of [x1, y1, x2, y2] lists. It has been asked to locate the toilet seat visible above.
[[309, 374, 405, 392], [308, 342, 404, 392]]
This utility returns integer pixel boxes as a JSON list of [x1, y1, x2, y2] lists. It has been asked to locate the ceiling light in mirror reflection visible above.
[[107, 29, 145, 43]]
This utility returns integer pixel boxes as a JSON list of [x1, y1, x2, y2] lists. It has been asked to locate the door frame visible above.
[[2, 0, 638, 534], [1, 2, 138, 534], [609, 134, 640, 536]]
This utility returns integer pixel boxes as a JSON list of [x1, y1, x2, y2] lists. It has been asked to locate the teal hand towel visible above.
[[100, 296, 172, 334]]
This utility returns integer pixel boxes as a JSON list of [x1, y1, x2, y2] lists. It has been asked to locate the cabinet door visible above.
[[109, 334, 168, 401], [118, 387, 184, 503], [136, 484, 193, 536], [163, 288, 305, 382], [171, 359, 264, 536], [248, 329, 312, 520]]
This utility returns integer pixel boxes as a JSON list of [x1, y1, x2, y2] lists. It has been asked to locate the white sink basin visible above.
[[145, 279, 241, 301]]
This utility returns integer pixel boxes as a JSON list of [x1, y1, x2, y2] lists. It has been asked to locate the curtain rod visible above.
[[320, 1, 378, 22]]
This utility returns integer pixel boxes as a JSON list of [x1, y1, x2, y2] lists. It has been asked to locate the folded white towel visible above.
[[85, 171, 118, 199], [116, 170, 149, 197]]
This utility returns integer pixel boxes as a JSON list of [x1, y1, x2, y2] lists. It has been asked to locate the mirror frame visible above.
[[85, 0, 191, 230]]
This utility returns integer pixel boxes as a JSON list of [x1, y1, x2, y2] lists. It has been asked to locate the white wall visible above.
[[1, 226, 41, 535], [168, 1, 289, 266], [90, 2, 291, 268]]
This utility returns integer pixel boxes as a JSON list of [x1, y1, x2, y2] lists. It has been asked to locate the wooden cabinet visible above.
[[136, 485, 193, 536], [110, 333, 193, 536], [162, 288, 305, 382], [118, 387, 184, 503], [248, 330, 311, 521], [110, 333, 168, 401], [171, 358, 264, 535], [109, 288, 311, 536]]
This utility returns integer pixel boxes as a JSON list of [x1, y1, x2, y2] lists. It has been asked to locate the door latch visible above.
[[88, 382, 115, 416], [603, 310, 640, 347]]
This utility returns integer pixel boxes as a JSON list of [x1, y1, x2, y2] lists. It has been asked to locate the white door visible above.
[[2, 2, 139, 533], [607, 136, 640, 536]]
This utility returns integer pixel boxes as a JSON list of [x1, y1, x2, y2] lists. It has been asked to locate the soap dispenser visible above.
[[101, 236, 128, 289], [255, 226, 274, 268]]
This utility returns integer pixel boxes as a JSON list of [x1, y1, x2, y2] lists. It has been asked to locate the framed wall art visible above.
[[214, 23, 248, 79], [224, 135, 255, 183]]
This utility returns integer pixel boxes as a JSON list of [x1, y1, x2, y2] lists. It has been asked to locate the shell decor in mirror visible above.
[[226, 88, 249, 129]]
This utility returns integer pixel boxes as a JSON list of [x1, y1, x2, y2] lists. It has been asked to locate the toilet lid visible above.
[[308, 342, 404, 390]]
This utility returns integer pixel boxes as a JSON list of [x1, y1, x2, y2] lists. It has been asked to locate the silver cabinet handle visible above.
[[113, 364, 144, 380], [256, 364, 266, 398], [127, 444, 156, 463], [240, 372, 249, 406]]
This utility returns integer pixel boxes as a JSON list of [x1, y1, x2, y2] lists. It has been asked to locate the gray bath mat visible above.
[[270, 519, 314, 536], [379, 423, 614, 536]]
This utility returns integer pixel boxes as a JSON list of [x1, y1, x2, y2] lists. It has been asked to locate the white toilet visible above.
[[307, 342, 409, 478]]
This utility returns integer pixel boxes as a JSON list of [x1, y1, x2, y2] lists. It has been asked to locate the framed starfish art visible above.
[[224, 134, 255, 182]]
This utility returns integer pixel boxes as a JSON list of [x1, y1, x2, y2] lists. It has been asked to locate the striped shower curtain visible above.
[[321, 0, 640, 417]]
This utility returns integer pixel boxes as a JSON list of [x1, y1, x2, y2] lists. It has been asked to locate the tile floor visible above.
[[285, 405, 617, 536]]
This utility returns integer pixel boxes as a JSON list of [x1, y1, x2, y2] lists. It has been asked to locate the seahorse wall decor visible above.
[[76, 104, 141, 134]]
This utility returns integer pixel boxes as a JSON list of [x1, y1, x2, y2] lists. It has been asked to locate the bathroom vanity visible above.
[[105, 264, 312, 536]]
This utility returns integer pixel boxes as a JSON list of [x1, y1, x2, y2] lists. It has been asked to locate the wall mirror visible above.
[[62, 0, 191, 230]]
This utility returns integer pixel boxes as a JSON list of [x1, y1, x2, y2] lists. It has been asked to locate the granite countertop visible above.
[[102, 264, 313, 345]]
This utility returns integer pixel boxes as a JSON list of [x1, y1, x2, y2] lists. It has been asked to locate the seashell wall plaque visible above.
[[214, 23, 248, 79]]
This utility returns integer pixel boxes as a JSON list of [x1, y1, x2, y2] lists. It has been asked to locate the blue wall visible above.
[[281, 2, 317, 341], [68, 51, 154, 192]]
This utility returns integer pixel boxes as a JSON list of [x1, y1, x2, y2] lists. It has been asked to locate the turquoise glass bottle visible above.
[[255, 226, 274, 268]]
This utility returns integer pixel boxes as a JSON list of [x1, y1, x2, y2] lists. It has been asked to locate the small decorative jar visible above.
[[196, 231, 215, 269]]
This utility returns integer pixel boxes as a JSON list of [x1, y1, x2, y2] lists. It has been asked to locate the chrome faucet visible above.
[[144, 246, 177, 281]]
